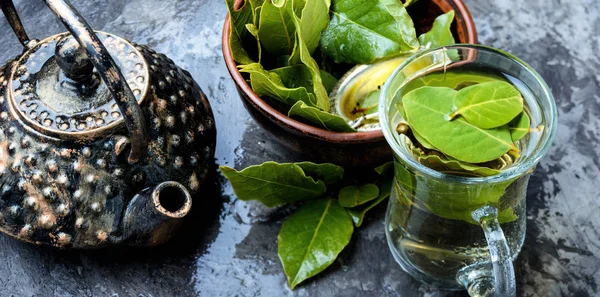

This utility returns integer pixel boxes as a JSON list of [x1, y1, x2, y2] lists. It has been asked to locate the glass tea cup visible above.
[[379, 45, 557, 296]]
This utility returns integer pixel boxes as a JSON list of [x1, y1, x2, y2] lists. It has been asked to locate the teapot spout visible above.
[[122, 181, 192, 247]]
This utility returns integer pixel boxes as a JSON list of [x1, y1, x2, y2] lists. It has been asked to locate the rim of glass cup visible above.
[[379, 44, 558, 184]]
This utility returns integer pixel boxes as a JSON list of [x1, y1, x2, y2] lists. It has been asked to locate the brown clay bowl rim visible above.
[[222, 0, 478, 144]]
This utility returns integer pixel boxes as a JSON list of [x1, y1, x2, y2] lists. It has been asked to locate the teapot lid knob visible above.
[[55, 35, 95, 84]]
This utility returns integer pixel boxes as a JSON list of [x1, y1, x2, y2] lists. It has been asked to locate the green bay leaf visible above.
[[509, 111, 531, 142], [245, 24, 262, 62], [359, 89, 380, 115], [338, 184, 380, 208], [418, 10, 456, 49], [250, 0, 264, 22], [402, 0, 419, 6], [413, 129, 436, 150], [396, 100, 407, 119], [296, 0, 330, 54], [348, 178, 392, 227], [402, 71, 508, 94], [220, 162, 326, 207], [410, 178, 516, 225], [375, 161, 394, 176], [288, 101, 356, 132], [394, 102, 436, 151], [288, 0, 305, 13], [239, 63, 316, 107], [451, 81, 524, 129], [320, 0, 419, 64], [403, 86, 517, 163], [270, 66, 337, 96], [415, 150, 501, 177], [249, 0, 266, 9], [271, 64, 314, 92], [258, 1, 296, 55], [278, 198, 353, 288], [287, 0, 330, 110], [273, 0, 286, 7], [296, 162, 344, 185], [320, 70, 338, 94], [393, 161, 517, 224], [498, 207, 518, 222], [226, 0, 257, 65]]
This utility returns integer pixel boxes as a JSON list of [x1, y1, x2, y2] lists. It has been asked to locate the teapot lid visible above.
[[7, 32, 149, 139], [1, 0, 149, 163]]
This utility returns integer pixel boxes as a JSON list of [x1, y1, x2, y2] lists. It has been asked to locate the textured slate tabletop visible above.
[[0, 0, 597, 296]]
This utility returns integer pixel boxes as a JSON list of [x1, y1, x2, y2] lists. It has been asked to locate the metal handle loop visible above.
[[0, 0, 30, 47]]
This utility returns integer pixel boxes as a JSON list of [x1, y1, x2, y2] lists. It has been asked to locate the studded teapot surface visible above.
[[0, 0, 216, 248]]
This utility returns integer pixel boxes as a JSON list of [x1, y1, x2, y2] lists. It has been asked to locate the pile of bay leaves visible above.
[[221, 161, 393, 289], [227, 0, 456, 132]]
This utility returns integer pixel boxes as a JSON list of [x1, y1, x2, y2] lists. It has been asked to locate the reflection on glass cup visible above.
[[379, 45, 557, 296]]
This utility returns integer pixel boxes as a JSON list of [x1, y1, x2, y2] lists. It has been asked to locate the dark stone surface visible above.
[[0, 0, 597, 296]]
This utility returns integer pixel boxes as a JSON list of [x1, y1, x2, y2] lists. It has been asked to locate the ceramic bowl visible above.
[[222, 0, 478, 167]]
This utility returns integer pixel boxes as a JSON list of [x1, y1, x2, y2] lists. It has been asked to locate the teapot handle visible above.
[[0, 0, 149, 163], [0, 0, 30, 47]]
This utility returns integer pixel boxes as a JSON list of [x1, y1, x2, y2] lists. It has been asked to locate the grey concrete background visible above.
[[0, 0, 597, 296]]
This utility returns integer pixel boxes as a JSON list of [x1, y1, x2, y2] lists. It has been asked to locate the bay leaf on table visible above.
[[295, 161, 344, 185], [450, 81, 524, 129], [418, 10, 456, 49], [509, 111, 531, 142], [258, 1, 296, 55], [347, 178, 392, 227], [338, 183, 380, 208], [403, 86, 517, 163], [278, 198, 353, 288], [220, 162, 326, 207], [287, 0, 330, 111], [320, 0, 419, 64], [239, 63, 316, 107], [288, 101, 356, 132]]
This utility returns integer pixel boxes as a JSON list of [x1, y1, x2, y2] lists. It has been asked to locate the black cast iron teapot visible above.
[[0, 0, 216, 248]]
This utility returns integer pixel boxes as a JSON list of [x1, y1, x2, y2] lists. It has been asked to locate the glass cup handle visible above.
[[457, 206, 517, 297]]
